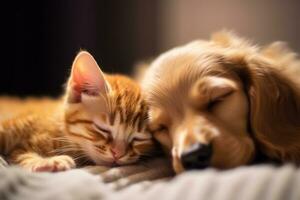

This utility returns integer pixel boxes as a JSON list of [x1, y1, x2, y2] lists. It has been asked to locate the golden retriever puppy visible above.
[[142, 31, 300, 173]]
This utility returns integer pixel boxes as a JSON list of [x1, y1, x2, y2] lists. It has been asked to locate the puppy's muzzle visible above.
[[181, 143, 213, 170]]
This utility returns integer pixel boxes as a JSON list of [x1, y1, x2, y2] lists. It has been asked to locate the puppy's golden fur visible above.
[[142, 31, 300, 173]]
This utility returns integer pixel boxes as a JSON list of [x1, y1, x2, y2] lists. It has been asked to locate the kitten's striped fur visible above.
[[0, 51, 154, 172]]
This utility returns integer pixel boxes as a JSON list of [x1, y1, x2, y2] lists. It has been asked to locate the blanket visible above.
[[0, 156, 299, 200]]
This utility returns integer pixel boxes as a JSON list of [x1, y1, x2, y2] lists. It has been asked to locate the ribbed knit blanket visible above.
[[0, 156, 299, 200]]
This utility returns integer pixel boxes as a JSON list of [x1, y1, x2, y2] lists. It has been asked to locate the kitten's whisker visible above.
[[49, 145, 83, 155], [73, 154, 88, 161], [77, 157, 92, 166]]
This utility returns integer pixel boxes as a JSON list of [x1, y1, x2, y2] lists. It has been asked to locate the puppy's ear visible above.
[[242, 58, 300, 162]]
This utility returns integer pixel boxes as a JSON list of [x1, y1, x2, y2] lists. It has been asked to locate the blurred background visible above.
[[6, 0, 300, 96]]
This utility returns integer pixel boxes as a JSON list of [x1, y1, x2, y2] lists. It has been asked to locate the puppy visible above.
[[142, 31, 300, 173]]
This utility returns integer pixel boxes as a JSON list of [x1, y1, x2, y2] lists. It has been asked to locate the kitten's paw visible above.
[[30, 155, 76, 172]]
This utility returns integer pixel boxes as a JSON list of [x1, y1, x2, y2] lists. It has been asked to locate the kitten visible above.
[[0, 51, 155, 172]]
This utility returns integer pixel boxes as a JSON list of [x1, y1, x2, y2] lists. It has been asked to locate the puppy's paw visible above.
[[26, 155, 76, 172]]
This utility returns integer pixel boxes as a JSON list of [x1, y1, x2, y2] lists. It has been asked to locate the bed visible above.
[[0, 156, 299, 200]]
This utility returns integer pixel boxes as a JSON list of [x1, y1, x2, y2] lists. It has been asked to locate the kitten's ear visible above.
[[67, 51, 110, 103]]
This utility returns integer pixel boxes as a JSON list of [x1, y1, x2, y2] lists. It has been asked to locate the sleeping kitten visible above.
[[0, 51, 155, 172]]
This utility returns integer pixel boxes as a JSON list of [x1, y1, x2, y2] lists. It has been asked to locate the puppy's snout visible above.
[[181, 143, 212, 170]]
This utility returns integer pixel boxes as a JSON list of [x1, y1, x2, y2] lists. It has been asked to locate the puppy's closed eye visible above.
[[207, 98, 225, 110], [149, 123, 172, 150], [150, 124, 169, 140], [150, 124, 168, 133], [190, 76, 237, 109], [208, 85, 235, 110]]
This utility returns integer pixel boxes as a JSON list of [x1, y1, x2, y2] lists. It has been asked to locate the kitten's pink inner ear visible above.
[[71, 51, 107, 95]]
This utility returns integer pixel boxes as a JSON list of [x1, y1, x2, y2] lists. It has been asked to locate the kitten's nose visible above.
[[181, 143, 212, 170], [110, 148, 124, 160]]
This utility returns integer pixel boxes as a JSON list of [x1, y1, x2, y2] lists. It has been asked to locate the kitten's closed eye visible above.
[[133, 137, 149, 142], [93, 123, 111, 138], [131, 133, 152, 142]]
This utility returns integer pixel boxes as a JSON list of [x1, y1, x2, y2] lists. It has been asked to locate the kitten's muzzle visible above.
[[181, 143, 213, 170]]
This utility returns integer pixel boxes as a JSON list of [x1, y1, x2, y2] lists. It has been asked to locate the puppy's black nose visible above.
[[181, 143, 212, 170]]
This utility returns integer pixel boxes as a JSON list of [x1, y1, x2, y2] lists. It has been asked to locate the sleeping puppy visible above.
[[142, 31, 300, 173]]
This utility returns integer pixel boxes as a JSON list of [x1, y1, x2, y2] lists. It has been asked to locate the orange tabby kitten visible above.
[[0, 51, 154, 172]]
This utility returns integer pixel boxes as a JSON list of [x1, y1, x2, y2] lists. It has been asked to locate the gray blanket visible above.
[[0, 156, 299, 200]]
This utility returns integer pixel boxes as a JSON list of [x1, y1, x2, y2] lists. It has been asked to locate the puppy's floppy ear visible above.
[[236, 57, 300, 162]]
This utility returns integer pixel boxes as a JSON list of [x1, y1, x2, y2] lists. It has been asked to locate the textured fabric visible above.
[[0, 156, 299, 200], [0, 156, 8, 169]]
